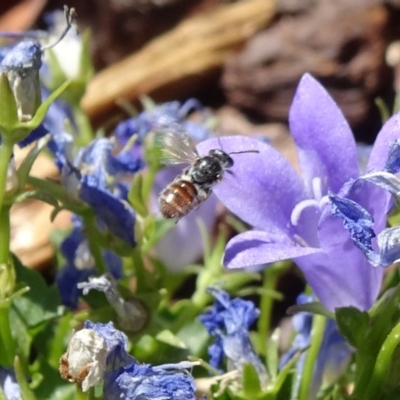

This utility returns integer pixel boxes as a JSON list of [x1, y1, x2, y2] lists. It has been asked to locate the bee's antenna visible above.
[[41, 6, 77, 51], [228, 150, 259, 155], [217, 136, 223, 151], [216, 135, 259, 155]]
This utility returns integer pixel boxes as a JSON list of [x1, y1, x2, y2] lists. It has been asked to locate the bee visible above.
[[156, 122, 258, 221]]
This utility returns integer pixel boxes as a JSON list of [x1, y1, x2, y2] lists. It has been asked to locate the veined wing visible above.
[[154, 122, 198, 165]]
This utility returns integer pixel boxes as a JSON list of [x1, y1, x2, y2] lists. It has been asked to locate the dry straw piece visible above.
[[81, 0, 276, 120]]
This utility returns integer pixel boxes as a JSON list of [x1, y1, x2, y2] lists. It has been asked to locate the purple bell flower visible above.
[[197, 73, 400, 311]]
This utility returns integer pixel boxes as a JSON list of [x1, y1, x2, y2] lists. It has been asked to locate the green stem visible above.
[[0, 308, 14, 366], [298, 315, 326, 400], [258, 267, 279, 355], [362, 320, 400, 399], [84, 216, 107, 275], [86, 388, 96, 400], [0, 205, 10, 266], [132, 248, 153, 293], [75, 385, 87, 400], [72, 105, 94, 147], [14, 356, 36, 400], [0, 205, 13, 366], [0, 140, 14, 212]]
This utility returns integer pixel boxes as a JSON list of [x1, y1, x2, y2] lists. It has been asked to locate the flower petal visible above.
[[361, 171, 400, 197], [224, 230, 320, 269], [304, 210, 383, 311], [289, 74, 358, 195], [197, 136, 306, 233], [367, 112, 400, 171], [329, 192, 379, 266], [377, 227, 400, 267]]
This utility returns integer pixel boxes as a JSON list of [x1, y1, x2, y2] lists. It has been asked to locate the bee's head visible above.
[[209, 149, 234, 169]]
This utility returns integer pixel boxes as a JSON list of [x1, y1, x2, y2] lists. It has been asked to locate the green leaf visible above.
[[26, 176, 84, 214], [11, 255, 62, 328], [0, 73, 19, 132], [335, 307, 369, 348], [287, 301, 334, 319], [41, 48, 66, 91], [266, 328, 280, 381], [242, 363, 262, 397], [177, 319, 209, 355], [15, 190, 60, 209], [9, 306, 32, 363], [129, 173, 148, 217], [18, 80, 71, 132], [270, 350, 300, 397], [156, 330, 187, 349], [141, 217, 175, 253], [16, 136, 50, 188], [79, 30, 95, 82]]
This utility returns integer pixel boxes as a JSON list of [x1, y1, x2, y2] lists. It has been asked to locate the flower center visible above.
[[290, 177, 329, 247]]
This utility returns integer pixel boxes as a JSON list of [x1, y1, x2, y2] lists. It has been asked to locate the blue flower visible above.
[[84, 321, 135, 370], [197, 74, 400, 311], [199, 287, 266, 380], [60, 320, 134, 391], [69, 321, 198, 399], [104, 362, 197, 400], [49, 131, 140, 245], [114, 99, 207, 144], [327, 138, 400, 267], [280, 295, 353, 400], [0, 40, 43, 121], [56, 217, 122, 308], [0, 368, 21, 400]]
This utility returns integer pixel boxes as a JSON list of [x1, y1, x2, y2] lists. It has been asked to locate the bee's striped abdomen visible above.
[[159, 180, 200, 219]]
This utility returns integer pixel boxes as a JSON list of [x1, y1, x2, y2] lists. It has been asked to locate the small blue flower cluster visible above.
[[61, 321, 198, 399]]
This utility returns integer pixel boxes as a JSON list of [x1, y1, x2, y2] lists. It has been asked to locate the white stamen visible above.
[[312, 177, 323, 201], [293, 234, 311, 248], [290, 199, 319, 226], [319, 195, 330, 209]]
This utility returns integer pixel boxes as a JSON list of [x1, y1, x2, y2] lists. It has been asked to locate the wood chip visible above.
[[81, 0, 276, 121]]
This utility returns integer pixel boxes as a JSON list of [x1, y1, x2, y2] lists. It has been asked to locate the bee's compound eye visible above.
[[210, 149, 233, 169], [210, 149, 223, 156]]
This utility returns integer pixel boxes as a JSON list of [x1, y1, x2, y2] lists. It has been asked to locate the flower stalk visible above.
[[298, 315, 326, 400]]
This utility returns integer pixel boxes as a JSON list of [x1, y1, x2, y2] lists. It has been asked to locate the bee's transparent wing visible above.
[[154, 122, 198, 165]]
